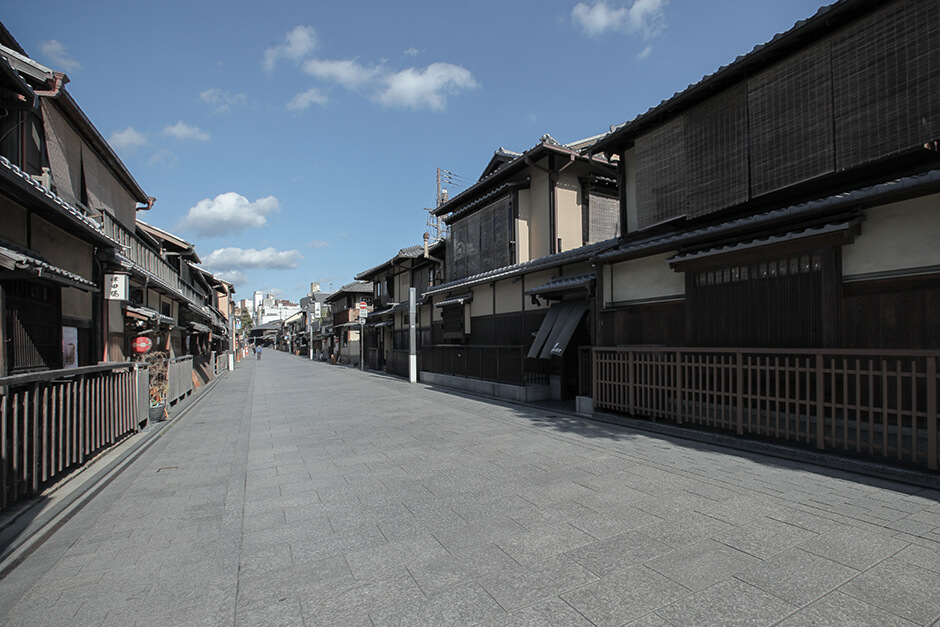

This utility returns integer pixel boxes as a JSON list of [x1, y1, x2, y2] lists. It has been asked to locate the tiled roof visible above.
[[0, 155, 119, 246], [426, 238, 619, 297], [598, 169, 940, 263], [0, 243, 98, 291], [525, 273, 596, 296]]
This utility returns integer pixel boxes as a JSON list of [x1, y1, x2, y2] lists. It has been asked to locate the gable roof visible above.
[[433, 139, 615, 219], [425, 238, 619, 297]]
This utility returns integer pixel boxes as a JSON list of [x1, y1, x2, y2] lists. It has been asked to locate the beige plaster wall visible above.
[[556, 180, 581, 252], [529, 168, 551, 260], [609, 252, 684, 305], [523, 270, 556, 311], [516, 189, 530, 263], [470, 284, 493, 317], [494, 279, 522, 314], [842, 194, 940, 278]]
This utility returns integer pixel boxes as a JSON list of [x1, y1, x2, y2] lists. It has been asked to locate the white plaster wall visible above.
[[609, 252, 684, 304], [842, 194, 940, 278]]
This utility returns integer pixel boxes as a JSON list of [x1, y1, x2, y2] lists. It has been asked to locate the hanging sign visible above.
[[132, 336, 153, 353], [105, 273, 129, 300]]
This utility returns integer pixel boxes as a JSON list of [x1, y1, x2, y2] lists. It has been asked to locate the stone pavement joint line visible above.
[[1, 350, 939, 626]]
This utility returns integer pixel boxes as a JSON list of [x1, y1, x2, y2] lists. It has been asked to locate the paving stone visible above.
[[646, 539, 761, 591], [495, 522, 597, 565], [370, 581, 506, 626], [838, 557, 940, 624], [654, 578, 796, 626], [565, 529, 674, 577], [734, 548, 859, 606], [714, 515, 819, 559], [775, 590, 918, 626], [481, 597, 594, 626], [4, 352, 939, 627], [798, 525, 910, 570], [479, 554, 599, 612], [561, 565, 690, 627]]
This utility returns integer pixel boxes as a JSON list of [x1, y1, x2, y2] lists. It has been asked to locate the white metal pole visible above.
[[409, 287, 417, 383]]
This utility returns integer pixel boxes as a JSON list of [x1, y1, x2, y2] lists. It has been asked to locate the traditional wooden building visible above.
[[424, 135, 619, 400], [586, 0, 940, 469], [356, 241, 444, 375], [0, 31, 152, 374], [324, 281, 373, 366]]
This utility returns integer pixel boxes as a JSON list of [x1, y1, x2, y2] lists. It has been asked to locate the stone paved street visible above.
[[2, 350, 940, 626]]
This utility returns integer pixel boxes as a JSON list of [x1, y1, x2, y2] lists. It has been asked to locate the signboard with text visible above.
[[105, 273, 128, 300]]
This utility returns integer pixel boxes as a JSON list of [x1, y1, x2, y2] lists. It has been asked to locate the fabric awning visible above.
[[434, 292, 473, 308], [525, 273, 595, 297], [527, 301, 589, 359]]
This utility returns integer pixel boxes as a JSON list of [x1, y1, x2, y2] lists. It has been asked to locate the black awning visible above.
[[526, 301, 589, 359]]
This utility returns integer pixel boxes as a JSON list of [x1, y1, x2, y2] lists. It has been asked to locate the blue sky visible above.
[[5, 0, 825, 303]]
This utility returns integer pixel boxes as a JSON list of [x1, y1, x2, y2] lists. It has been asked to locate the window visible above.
[[687, 252, 825, 348]]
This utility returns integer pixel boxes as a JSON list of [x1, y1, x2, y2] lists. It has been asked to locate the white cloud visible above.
[[212, 270, 250, 285], [108, 126, 148, 154], [404, 48, 419, 57], [572, 0, 667, 40], [572, 2, 627, 37], [307, 240, 329, 248], [377, 63, 479, 111], [302, 59, 382, 90], [39, 40, 81, 72], [177, 192, 280, 237], [163, 121, 210, 141], [202, 247, 303, 270], [287, 88, 328, 110], [200, 88, 246, 113], [264, 25, 317, 72], [637, 44, 653, 59], [148, 149, 178, 168]]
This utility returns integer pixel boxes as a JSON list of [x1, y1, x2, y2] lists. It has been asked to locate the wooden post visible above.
[[736, 352, 744, 435], [927, 356, 937, 471], [815, 353, 825, 450], [675, 351, 683, 425]]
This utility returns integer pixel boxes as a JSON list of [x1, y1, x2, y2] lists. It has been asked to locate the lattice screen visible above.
[[749, 40, 834, 196], [832, 0, 940, 169], [636, 116, 688, 229], [686, 83, 749, 218]]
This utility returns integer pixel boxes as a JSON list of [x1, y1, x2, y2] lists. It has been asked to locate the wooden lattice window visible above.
[[3, 279, 61, 373]]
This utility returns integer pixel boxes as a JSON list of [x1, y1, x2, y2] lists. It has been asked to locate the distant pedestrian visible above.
[[256, 345, 262, 360]]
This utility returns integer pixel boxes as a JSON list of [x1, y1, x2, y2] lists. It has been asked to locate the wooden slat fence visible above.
[[421, 345, 549, 386], [592, 347, 940, 471], [166, 356, 193, 406], [1, 362, 147, 510]]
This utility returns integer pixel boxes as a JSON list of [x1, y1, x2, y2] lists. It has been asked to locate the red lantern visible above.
[[132, 336, 153, 353]]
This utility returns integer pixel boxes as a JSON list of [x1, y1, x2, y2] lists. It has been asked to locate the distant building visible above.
[[251, 290, 301, 325]]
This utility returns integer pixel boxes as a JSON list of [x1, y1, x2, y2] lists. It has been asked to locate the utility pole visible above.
[[409, 287, 416, 383]]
